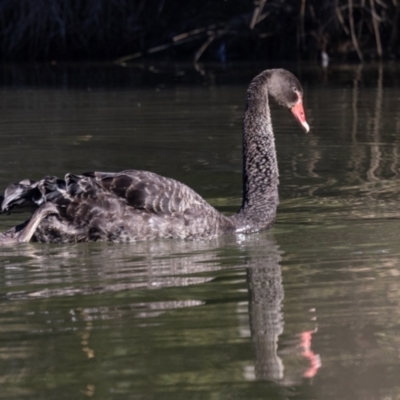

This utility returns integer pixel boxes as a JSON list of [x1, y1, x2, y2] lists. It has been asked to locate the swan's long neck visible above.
[[235, 73, 279, 232]]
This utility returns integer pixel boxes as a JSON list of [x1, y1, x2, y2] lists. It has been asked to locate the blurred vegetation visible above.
[[0, 0, 399, 63]]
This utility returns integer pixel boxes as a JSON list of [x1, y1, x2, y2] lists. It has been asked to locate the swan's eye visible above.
[[292, 87, 300, 95], [291, 88, 302, 103]]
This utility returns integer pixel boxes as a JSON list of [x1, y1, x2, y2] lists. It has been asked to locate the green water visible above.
[[0, 63, 400, 399]]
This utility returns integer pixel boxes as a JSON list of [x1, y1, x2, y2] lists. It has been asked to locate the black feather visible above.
[[0, 69, 308, 244]]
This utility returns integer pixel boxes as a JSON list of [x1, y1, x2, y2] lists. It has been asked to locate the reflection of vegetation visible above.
[[276, 217, 400, 400], [0, 0, 399, 62], [278, 64, 400, 212]]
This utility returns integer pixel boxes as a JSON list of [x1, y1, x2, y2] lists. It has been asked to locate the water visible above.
[[1, 63, 400, 399]]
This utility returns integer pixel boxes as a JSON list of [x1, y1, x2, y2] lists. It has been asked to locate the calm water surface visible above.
[[0, 63, 400, 399]]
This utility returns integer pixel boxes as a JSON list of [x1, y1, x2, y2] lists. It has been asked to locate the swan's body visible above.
[[0, 69, 309, 244]]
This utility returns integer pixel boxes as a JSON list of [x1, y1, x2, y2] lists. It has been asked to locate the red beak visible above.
[[291, 100, 310, 133]]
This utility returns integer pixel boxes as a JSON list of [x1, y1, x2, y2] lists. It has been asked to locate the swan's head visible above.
[[268, 69, 310, 133]]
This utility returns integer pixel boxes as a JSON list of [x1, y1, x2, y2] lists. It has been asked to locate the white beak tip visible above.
[[302, 121, 310, 133]]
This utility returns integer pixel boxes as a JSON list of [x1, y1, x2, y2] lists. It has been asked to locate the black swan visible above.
[[0, 69, 309, 244]]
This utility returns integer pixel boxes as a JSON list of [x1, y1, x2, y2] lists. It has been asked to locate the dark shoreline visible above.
[[1, 61, 400, 90], [0, 0, 398, 63]]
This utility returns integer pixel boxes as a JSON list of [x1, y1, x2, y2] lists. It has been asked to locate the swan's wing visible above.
[[1, 170, 213, 217], [1, 176, 70, 214], [86, 170, 213, 215], [1, 179, 42, 213]]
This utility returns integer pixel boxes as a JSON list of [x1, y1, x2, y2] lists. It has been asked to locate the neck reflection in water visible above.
[[0, 234, 320, 386], [243, 235, 320, 383]]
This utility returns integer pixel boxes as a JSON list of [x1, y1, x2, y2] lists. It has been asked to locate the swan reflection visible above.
[[241, 235, 320, 383], [0, 234, 320, 385]]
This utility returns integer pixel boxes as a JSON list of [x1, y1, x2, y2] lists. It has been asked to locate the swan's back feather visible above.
[[92, 170, 211, 215], [1, 170, 233, 243]]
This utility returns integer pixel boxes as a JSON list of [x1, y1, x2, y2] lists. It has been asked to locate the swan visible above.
[[0, 68, 309, 244]]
